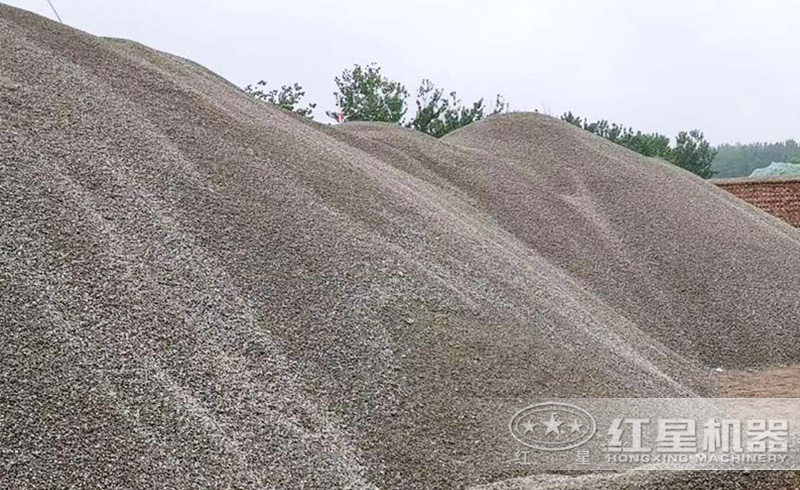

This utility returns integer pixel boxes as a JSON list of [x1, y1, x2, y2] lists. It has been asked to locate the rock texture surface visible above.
[[2, 4, 800, 488]]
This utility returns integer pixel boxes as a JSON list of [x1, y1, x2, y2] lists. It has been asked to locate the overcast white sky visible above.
[[6, 0, 800, 144]]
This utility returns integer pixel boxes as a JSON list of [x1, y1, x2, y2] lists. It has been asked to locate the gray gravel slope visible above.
[[334, 119, 800, 369]]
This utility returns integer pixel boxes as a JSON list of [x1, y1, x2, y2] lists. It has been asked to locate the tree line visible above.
[[245, 63, 508, 139], [245, 64, 720, 178], [560, 112, 717, 179], [712, 140, 800, 178]]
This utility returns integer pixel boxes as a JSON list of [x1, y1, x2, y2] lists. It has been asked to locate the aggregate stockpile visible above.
[[2, 4, 800, 489]]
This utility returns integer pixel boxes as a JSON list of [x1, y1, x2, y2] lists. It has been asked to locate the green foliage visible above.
[[560, 112, 715, 178], [622, 132, 672, 159], [712, 140, 800, 177], [244, 81, 316, 118], [441, 97, 485, 134], [561, 111, 583, 128], [672, 130, 717, 179], [562, 112, 672, 159], [492, 94, 510, 115], [408, 80, 508, 138], [326, 63, 408, 123], [247, 65, 507, 137], [407, 79, 450, 137]]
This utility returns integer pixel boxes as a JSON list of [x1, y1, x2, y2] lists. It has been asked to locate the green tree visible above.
[[327, 63, 408, 123], [561, 112, 716, 178], [672, 130, 717, 179], [561, 111, 583, 128], [562, 113, 672, 159], [492, 94, 510, 115], [244, 80, 316, 118], [407, 79, 450, 136], [618, 129, 672, 159], [409, 80, 508, 137]]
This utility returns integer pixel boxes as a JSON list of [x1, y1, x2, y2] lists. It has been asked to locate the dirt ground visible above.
[[717, 366, 800, 397]]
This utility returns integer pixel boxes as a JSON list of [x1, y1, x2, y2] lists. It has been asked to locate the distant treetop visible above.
[[244, 81, 316, 118], [561, 112, 716, 179]]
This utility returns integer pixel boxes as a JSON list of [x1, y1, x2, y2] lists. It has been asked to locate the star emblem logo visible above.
[[521, 420, 536, 434], [543, 413, 562, 436], [510, 402, 597, 451]]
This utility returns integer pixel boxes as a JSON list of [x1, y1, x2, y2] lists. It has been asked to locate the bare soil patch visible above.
[[717, 366, 800, 397]]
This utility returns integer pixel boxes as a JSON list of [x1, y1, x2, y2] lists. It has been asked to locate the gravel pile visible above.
[[335, 116, 800, 370], [2, 4, 799, 488]]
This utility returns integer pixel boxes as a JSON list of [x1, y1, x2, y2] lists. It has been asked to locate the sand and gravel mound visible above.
[[2, 4, 799, 488], [333, 117, 800, 368]]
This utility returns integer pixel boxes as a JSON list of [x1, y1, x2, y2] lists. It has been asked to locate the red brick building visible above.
[[713, 177, 800, 227]]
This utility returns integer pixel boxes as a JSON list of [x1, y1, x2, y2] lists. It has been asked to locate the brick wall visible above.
[[713, 177, 800, 227]]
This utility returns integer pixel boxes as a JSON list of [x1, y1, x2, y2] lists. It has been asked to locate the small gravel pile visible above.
[[2, 4, 799, 489]]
